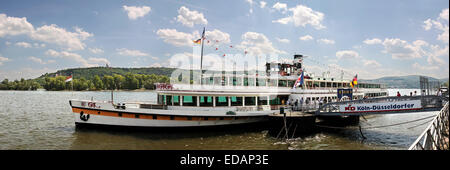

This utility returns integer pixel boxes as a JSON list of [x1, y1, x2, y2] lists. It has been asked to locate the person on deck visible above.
[[397, 91, 401, 97]]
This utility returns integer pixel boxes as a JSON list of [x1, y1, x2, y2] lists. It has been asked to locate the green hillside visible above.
[[37, 67, 176, 80], [360, 75, 448, 88]]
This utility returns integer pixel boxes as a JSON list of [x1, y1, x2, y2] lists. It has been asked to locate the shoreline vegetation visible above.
[[0, 73, 169, 91]]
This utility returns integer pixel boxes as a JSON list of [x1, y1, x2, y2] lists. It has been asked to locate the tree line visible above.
[[0, 73, 170, 91], [0, 78, 41, 90]]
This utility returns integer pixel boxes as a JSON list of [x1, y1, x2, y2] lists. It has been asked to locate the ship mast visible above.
[[200, 27, 205, 85]]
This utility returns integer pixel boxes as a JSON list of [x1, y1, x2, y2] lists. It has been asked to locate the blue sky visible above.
[[0, 0, 448, 80]]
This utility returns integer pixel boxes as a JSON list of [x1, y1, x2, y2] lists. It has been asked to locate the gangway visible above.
[[315, 95, 448, 116]]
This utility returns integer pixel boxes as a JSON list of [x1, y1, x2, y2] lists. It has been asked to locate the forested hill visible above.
[[37, 67, 177, 80], [360, 75, 449, 89]]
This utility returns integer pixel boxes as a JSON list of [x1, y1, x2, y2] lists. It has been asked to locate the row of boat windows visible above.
[[158, 95, 283, 106], [158, 92, 387, 107], [200, 77, 382, 88]]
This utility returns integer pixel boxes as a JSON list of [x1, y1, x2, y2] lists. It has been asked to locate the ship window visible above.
[[153, 115, 157, 119], [278, 80, 287, 87], [135, 114, 140, 118], [248, 78, 255, 86], [166, 95, 172, 105], [182, 96, 197, 106], [258, 96, 268, 105], [245, 97, 256, 106], [257, 78, 266, 86], [173, 96, 180, 106], [200, 96, 213, 107], [269, 97, 281, 105], [320, 82, 325, 87], [288, 80, 295, 87], [187, 117, 192, 120], [268, 79, 277, 87], [215, 96, 228, 107], [231, 97, 243, 106], [232, 77, 237, 86], [244, 77, 249, 86]]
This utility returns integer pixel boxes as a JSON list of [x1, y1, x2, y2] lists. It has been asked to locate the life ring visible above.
[[80, 111, 90, 121]]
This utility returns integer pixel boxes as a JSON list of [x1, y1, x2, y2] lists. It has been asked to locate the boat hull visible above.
[[72, 106, 269, 128]]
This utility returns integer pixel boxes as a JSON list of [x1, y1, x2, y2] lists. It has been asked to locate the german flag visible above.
[[350, 75, 358, 88]]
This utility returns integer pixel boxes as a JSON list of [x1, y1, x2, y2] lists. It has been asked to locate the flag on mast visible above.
[[350, 74, 358, 88], [293, 70, 304, 89], [65, 75, 73, 82]]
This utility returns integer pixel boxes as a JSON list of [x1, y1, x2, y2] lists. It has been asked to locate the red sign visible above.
[[156, 83, 173, 90], [344, 104, 356, 111]]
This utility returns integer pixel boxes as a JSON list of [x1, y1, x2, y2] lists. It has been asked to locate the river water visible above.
[[0, 90, 437, 150]]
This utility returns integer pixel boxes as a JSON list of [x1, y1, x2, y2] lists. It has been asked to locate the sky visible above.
[[0, 0, 448, 80]]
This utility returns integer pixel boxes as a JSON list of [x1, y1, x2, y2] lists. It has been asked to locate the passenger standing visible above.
[[410, 92, 413, 96], [294, 99, 298, 111], [397, 91, 401, 97], [299, 98, 303, 111]]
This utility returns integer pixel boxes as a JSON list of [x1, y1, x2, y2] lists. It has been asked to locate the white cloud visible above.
[[299, 35, 313, 41], [123, 5, 151, 20], [176, 6, 207, 27], [336, 50, 360, 59], [205, 29, 231, 44], [89, 48, 104, 54], [150, 63, 162, 67], [317, 38, 335, 44], [381, 38, 424, 59], [423, 19, 433, 30], [363, 38, 382, 45], [15, 41, 32, 48], [28, 56, 46, 64], [276, 37, 290, 43], [272, 2, 287, 13], [2, 13, 93, 51], [0, 13, 34, 37], [426, 45, 448, 65], [33, 43, 46, 48], [237, 32, 286, 56], [30, 24, 93, 51], [116, 48, 149, 57], [273, 4, 325, 30], [156, 29, 197, 47], [412, 62, 439, 71], [88, 57, 110, 65], [362, 59, 381, 67], [439, 8, 449, 21], [245, 0, 254, 14], [0, 55, 10, 66], [423, 8, 449, 44], [259, 1, 267, 8], [45, 49, 94, 67]]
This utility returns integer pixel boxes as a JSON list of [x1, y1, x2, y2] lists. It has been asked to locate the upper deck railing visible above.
[[409, 101, 449, 150]]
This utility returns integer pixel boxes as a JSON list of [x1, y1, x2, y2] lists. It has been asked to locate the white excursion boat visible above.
[[69, 54, 388, 128]]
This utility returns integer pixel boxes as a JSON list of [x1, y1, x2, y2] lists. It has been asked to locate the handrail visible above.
[[316, 95, 448, 116], [409, 101, 449, 150]]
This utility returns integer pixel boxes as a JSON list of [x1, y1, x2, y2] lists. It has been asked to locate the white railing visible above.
[[409, 101, 449, 150]]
